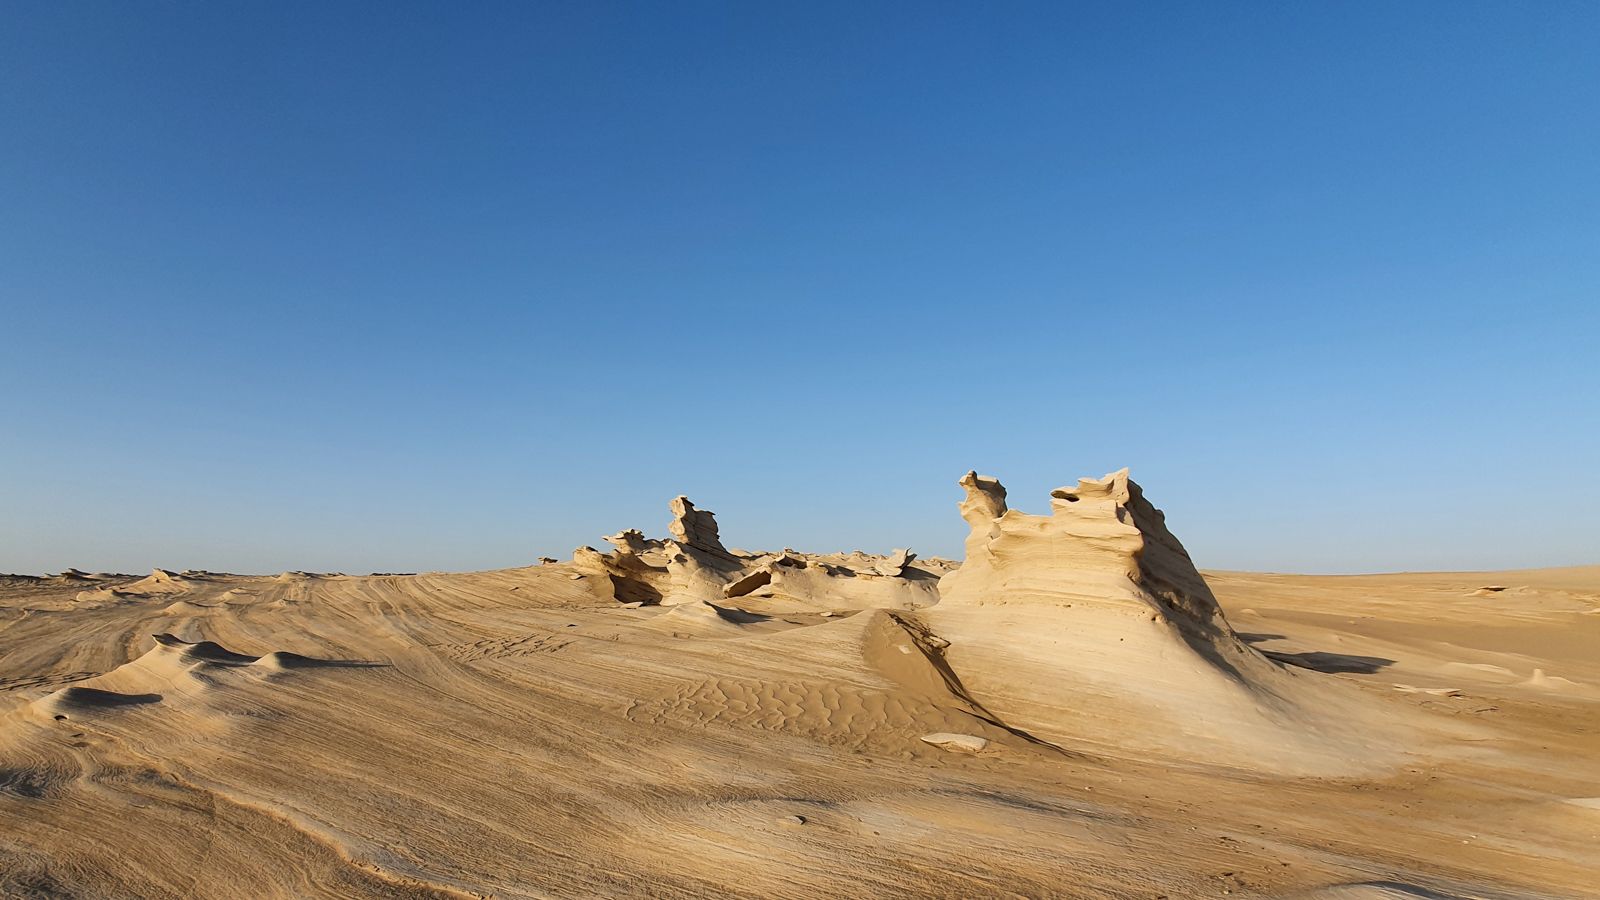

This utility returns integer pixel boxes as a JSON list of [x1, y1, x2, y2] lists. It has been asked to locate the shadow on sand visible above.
[[1236, 633, 1395, 674]]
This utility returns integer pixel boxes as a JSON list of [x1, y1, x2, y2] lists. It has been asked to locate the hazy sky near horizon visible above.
[[3, 3, 1597, 576]]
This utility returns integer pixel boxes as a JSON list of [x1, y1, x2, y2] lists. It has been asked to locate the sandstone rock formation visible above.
[[568, 498, 745, 606], [569, 497, 941, 610], [870, 548, 916, 578], [927, 468, 1417, 775], [667, 496, 728, 556], [956, 471, 1006, 536]]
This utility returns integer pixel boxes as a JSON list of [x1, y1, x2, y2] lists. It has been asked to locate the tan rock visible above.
[[929, 468, 1420, 776]]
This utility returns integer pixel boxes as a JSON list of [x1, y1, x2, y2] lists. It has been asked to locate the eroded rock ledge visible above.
[[568, 497, 947, 610]]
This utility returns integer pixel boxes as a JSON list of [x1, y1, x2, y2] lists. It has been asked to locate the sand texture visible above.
[[1, 474, 1596, 898]]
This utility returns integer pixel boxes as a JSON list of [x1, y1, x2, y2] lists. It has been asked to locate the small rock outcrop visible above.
[[569, 497, 744, 606], [568, 496, 941, 610], [920, 732, 990, 754], [956, 471, 1007, 533], [668, 497, 728, 556], [871, 548, 916, 578], [122, 568, 195, 595]]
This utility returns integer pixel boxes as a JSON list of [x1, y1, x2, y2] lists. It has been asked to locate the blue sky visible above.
[[2, 3, 1596, 575]]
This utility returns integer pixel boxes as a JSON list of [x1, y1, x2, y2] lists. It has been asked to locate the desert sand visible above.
[[1, 471, 1596, 898]]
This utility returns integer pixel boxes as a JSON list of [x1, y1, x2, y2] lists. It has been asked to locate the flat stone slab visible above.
[[920, 732, 990, 754]]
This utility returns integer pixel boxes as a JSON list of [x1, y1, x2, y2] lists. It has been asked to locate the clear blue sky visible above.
[[2, 3, 1596, 576]]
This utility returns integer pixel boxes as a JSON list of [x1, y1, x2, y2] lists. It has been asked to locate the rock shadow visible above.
[[261, 652, 389, 669], [1261, 649, 1395, 674], [703, 602, 772, 625], [52, 687, 164, 708]]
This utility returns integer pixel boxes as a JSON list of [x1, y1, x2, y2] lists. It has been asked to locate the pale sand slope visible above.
[[0, 485, 1597, 898]]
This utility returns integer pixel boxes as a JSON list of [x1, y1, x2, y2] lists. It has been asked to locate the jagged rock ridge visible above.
[[568, 497, 946, 611]]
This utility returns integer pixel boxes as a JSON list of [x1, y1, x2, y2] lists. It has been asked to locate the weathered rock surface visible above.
[[668, 496, 728, 556], [927, 468, 1423, 775], [569, 497, 941, 610], [871, 548, 916, 577], [920, 732, 990, 753]]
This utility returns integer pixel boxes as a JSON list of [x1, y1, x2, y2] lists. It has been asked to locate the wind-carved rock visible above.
[[940, 468, 1228, 641], [568, 496, 943, 610], [668, 497, 730, 556], [605, 529, 654, 556], [870, 548, 916, 578], [928, 467, 1415, 776], [957, 471, 1007, 528], [570, 545, 666, 605], [569, 496, 744, 606]]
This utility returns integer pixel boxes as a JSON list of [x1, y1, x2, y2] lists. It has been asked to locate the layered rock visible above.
[[926, 468, 1414, 775], [667, 497, 729, 556], [870, 548, 916, 578], [569, 498, 747, 606], [569, 498, 942, 610], [938, 468, 1233, 645], [709, 549, 935, 611]]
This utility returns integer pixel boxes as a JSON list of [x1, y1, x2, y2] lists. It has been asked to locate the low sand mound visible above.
[[34, 686, 163, 717], [51, 568, 115, 582], [124, 568, 198, 595], [23, 634, 368, 723], [73, 587, 145, 606], [253, 650, 345, 671], [627, 608, 1021, 755], [149, 633, 260, 665], [145, 635, 375, 671], [925, 468, 1420, 775], [644, 599, 763, 637]]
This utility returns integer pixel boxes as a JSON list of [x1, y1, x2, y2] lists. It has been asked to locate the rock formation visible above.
[[870, 548, 916, 578], [568, 496, 941, 610], [667, 496, 728, 556], [927, 468, 1414, 775], [123, 568, 196, 595], [956, 471, 1006, 536], [938, 468, 1233, 642], [568, 497, 745, 606]]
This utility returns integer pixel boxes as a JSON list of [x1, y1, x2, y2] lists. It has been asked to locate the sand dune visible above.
[[1, 473, 1596, 897]]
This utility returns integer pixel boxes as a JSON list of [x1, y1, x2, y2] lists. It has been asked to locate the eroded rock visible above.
[[928, 468, 1420, 776]]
